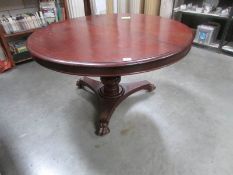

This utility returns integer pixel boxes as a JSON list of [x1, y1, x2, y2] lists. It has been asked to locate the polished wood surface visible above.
[[27, 14, 193, 76], [27, 14, 193, 136]]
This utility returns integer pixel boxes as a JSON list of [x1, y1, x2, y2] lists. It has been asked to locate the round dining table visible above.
[[27, 14, 193, 136]]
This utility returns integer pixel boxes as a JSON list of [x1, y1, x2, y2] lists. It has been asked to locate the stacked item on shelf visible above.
[[8, 38, 31, 63], [174, 1, 231, 17], [222, 42, 233, 53], [0, 0, 67, 68], [0, 0, 66, 35], [8, 39, 28, 55], [0, 12, 47, 34], [40, 0, 58, 24], [40, 0, 66, 23], [194, 22, 220, 47]]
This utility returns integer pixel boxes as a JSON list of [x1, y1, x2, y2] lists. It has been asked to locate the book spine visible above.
[[27, 17, 34, 29], [7, 18, 17, 33], [35, 12, 42, 27], [1, 22, 11, 34], [39, 11, 47, 26], [23, 18, 31, 30]]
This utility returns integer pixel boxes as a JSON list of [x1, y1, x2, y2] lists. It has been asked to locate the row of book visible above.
[[0, 12, 48, 34], [0, 0, 65, 34], [9, 39, 28, 55]]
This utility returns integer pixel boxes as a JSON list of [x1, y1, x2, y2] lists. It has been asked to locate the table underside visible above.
[[77, 76, 155, 136]]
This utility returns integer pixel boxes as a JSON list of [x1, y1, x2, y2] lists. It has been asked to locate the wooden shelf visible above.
[[0, 27, 38, 67], [174, 8, 229, 19], [172, 1, 233, 57], [222, 42, 233, 54], [193, 41, 220, 48], [193, 41, 220, 52], [15, 57, 33, 64], [13, 50, 31, 63], [0, 0, 68, 68], [3, 28, 38, 38]]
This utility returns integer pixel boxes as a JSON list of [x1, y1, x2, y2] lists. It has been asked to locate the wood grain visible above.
[[27, 14, 193, 77]]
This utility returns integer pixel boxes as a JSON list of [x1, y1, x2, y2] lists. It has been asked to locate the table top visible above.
[[27, 14, 193, 77]]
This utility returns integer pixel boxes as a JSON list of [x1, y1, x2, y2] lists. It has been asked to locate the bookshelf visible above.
[[0, 0, 95, 68], [3, 28, 37, 38], [221, 13, 233, 55], [0, 0, 67, 67], [173, 8, 229, 19], [0, 25, 33, 65], [172, 0, 233, 56]]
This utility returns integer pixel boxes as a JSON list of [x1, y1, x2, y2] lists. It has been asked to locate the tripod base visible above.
[[77, 76, 155, 136]]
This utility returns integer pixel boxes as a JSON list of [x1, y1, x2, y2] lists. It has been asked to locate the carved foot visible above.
[[76, 79, 84, 89], [148, 83, 156, 92], [95, 122, 110, 136], [76, 77, 102, 94], [76, 76, 156, 136]]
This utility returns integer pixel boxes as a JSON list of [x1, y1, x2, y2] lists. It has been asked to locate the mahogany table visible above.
[[27, 14, 193, 136]]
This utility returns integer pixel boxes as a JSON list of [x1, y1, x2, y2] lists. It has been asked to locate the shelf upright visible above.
[[0, 26, 15, 66], [0, 26, 37, 66], [220, 7, 233, 53]]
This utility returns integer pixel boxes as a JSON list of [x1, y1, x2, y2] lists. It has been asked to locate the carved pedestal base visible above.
[[77, 76, 156, 136]]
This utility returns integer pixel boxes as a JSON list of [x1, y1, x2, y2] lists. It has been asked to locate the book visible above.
[[40, 1, 58, 24], [0, 12, 47, 34], [8, 39, 28, 55]]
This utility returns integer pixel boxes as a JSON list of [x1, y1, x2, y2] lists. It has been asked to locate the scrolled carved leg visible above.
[[121, 80, 156, 96], [77, 76, 156, 136], [76, 77, 102, 94], [96, 119, 110, 136]]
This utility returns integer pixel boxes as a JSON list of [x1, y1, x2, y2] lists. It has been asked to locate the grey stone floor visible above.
[[0, 47, 233, 175]]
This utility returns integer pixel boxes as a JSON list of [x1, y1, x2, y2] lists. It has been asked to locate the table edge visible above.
[[31, 45, 192, 77]]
